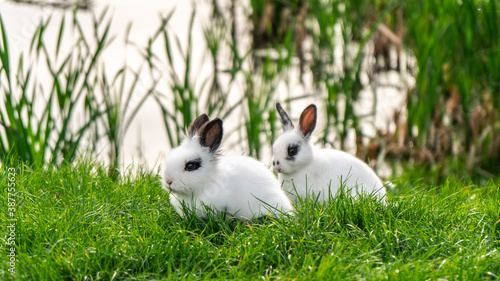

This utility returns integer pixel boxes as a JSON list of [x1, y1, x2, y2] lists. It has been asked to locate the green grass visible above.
[[1, 159, 499, 280]]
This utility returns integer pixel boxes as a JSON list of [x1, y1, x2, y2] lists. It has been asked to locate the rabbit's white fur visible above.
[[272, 104, 386, 202], [163, 116, 293, 220]]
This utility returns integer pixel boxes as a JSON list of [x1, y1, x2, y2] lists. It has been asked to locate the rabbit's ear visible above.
[[199, 118, 223, 153], [299, 104, 317, 138], [276, 103, 294, 131], [188, 114, 210, 138]]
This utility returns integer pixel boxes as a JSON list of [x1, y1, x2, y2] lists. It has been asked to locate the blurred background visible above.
[[0, 0, 499, 182]]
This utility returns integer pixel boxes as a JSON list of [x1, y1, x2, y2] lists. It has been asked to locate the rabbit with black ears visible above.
[[272, 103, 386, 202], [163, 114, 293, 220]]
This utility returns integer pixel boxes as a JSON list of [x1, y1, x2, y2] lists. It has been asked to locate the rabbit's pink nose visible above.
[[275, 165, 282, 173], [166, 177, 173, 186]]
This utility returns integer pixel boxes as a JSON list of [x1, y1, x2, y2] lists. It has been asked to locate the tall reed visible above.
[[0, 12, 105, 166], [0, 8, 159, 174]]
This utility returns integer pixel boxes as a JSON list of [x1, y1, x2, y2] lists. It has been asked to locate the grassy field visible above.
[[1, 159, 499, 280], [1, 1, 499, 279]]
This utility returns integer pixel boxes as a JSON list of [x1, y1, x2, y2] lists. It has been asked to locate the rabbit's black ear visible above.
[[188, 114, 210, 138], [299, 104, 317, 138], [199, 119, 223, 153], [276, 103, 294, 131]]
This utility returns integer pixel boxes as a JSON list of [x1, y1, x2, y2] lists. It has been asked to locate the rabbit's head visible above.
[[163, 114, 223, 196], [272, 103, 317, 175]]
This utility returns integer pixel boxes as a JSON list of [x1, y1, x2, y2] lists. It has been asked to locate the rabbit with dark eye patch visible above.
[[162, 114, 293, 220], [272, 103, 386, 203]]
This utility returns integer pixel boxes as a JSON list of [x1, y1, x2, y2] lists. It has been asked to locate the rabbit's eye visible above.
[[185, 159, 201, 171], [287, 144, 299, 157]]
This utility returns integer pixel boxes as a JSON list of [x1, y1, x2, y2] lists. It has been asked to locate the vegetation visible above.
[[403, 0, 500, 178], [1, 159, 499, 280], [0, 8, 157, 177], [1, 0, 499, 179], [248, 0, 500, 179]]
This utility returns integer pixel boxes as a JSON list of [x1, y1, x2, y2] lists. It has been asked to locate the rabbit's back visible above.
[[220, 156, 293, 218], [280, 148, 385, 201], [320, 149, 383, 193]]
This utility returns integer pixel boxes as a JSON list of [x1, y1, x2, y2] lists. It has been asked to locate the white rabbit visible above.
[[162, 114, 293, 220], [272, 103, 386, 202]]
